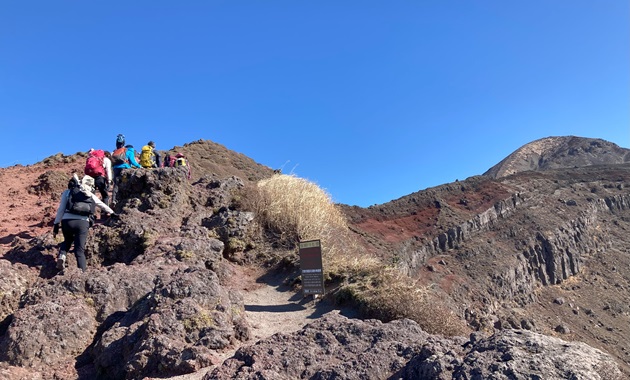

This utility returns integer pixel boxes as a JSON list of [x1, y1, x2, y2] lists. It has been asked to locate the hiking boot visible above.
[[56, 253, 66, 270]]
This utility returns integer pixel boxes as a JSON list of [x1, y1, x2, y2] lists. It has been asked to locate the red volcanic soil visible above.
[[0, 154, 85, 254]]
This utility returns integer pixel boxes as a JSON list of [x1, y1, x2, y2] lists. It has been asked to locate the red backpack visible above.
[[111, 147, 128, 166], [84, 150, 106, 178]]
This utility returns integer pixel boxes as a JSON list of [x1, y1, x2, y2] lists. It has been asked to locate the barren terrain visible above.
[[0, 150, 356, 379], [1, 137, 629, 379]]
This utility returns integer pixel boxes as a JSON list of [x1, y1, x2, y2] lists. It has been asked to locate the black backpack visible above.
[[66, 182, 96, 216]]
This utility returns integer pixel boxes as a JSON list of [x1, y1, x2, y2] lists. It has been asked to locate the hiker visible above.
[[111, 136, 142, 204], [139, 141, 161, 168], [164, 152, 191, 179], [52, 174, 115, 272], [115, 133, 125, 149], [85, 149, 113, 206]]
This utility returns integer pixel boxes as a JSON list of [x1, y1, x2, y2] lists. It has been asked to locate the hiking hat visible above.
[[82, 175, 95, 192], [116, 134, 126, 149], [148, 141, 155, 148]]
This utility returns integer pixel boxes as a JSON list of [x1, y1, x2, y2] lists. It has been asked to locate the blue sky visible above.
[[1, 1, 628, 207]]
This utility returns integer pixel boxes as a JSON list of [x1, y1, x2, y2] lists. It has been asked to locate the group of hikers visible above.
[[52, 134, 190, 272]]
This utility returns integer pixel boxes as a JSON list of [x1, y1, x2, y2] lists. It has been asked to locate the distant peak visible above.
[[484, 136, 630, 178]]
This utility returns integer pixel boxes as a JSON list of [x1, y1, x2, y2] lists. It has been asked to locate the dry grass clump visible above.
[[255, 174, 466, 336], [337, 268, 467, 336], [255, 174, 348, 257]]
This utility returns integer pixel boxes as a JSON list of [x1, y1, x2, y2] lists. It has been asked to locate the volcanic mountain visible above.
[[0, 136, 628, 379]]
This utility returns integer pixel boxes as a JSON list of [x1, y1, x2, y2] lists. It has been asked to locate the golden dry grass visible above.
[[256, 174, 346, 240]]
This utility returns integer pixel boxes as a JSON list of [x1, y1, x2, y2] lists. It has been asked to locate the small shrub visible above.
[[227, 238, 247, 253], [84, 297, 95, 308], [176, 249, 195, 261], [141, 230, 155, 250], [182, 311, 215, 332], [338, 268, 467, 336]]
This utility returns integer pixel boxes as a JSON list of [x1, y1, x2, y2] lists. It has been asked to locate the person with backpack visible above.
[[111, 135, 142, 204], [139, 141, 161, 168], [84, 149, 113, 206], [164, 152, 191, 179], [52, 174, 115, 272]]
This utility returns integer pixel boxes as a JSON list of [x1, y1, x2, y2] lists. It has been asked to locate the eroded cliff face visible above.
[[397, 193, 526, 272], [398, 193, 630, 298]]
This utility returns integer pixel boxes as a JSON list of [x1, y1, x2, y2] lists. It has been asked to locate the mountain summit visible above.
[[484, 136, 630, 179]]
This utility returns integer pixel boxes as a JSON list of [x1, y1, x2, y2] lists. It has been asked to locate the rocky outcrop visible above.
[[0, 261, 34, 327], [92, 267, 249, 379], [447, 330, 623, 380], [0, 168, 256, 379], [0, 295, 97, 369], [206, 312, 622, 380]]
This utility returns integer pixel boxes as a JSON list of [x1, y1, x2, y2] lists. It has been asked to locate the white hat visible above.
[[82, 175, 95, 192]]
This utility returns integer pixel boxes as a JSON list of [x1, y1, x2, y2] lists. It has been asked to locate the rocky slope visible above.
[[0, 137, 628, 379], [344, 136, 630, 376]]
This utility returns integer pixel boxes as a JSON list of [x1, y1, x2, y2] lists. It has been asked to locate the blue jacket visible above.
[[113, 146, 142, 169]]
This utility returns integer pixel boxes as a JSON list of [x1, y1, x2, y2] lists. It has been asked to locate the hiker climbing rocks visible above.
[[85, 149, 113, 206], [139, 141, 161, 168], [53, 174, 115, 272], [111, 136, 142, 204]]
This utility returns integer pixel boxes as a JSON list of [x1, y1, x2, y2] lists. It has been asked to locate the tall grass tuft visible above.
[[255, 174, 347, 256]]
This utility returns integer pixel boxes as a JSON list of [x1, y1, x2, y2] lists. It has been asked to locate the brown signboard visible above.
[[299, 239, 324, 296]]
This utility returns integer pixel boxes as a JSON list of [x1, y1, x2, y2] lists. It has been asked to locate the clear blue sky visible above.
[[1, 1, 628, 207]]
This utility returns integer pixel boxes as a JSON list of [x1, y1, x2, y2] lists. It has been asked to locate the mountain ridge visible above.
[[0, 136, 628, 379], [484, 135, 630, 179]]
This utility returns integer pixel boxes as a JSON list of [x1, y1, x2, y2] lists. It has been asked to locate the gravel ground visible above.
[[151, 269, 354, 380]]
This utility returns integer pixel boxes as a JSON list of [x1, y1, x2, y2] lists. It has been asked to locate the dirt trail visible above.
[[157, 269, 353, 380]]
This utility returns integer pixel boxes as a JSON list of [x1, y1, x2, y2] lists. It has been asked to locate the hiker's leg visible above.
[[59, 220, 73, 254], [57, 220, 74, 269], [112, 168, 122, 205], [95, 176, 106, 198], [68, 219, 89, 271], [95, 176, 109, 206]]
